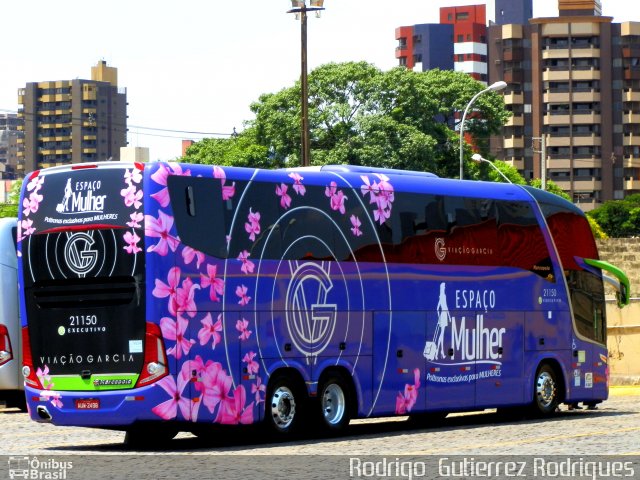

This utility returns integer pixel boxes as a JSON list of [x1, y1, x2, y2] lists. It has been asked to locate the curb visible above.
[[610, 385, 640, 396]]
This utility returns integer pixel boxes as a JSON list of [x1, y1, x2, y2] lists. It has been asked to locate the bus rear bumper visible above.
[[24, 384, 160, 427]]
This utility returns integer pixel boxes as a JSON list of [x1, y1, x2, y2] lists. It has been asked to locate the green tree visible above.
[[0, 179, 22, 218], [183, 62, 510, 177], [588, 194, 640, 237]]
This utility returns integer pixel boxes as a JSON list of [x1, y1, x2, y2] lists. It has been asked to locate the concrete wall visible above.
[[597, 238, 640, 384]]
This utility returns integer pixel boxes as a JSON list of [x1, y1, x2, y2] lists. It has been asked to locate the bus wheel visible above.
[[318, 374, 352, 433], [533, 364, 560, 415], [266, 376, 305, 436]]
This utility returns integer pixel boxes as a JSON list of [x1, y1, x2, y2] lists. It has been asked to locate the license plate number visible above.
[[75, 399, 100, 410]]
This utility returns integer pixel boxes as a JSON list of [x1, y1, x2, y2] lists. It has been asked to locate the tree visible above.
[[183, 62, 510, 177], [588, 194, 640, 237], [0, 179, 21, 219]]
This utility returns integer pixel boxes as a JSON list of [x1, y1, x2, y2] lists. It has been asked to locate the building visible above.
[[0, 113, 22, 179], [120, 146, 150, 163], [493, 0, 533, 25], [17, 60, 127, 175], [489, 0, 640, 210], [396, 5, 488, 83]]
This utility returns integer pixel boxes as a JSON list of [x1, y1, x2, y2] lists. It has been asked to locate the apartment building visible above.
[[17, 61, 127, 175], [489, 0, 640, 210], [0, 113, 22, 179]]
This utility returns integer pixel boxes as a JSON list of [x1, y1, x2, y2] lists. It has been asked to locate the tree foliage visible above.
[[588, 194, 640, 238], [0, 179, 21, 219], [183, 62, 510, 178]]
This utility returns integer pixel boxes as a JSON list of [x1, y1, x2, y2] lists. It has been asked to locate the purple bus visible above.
[[18, 162, 628, 444]]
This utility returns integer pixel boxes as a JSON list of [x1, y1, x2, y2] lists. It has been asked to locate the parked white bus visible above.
[[0, 217, 23, 409]]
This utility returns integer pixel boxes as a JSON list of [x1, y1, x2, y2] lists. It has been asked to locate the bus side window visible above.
[[168, 175, 227, 259]]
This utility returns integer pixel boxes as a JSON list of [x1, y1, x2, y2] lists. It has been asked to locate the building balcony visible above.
[[505, 114, 524, 127], [544, 92, 571, 103], [83, 148, 97, 154], [573, 91, 601, 102], [573, 135, 602, 147], [624, 134, 640, 146], [40, 94, 71, 103], [624, 178, 638, 191], [624, 112, 640, 124], [83, 135, 97, 141], [572, 47, 601, 58], [574, 179, 602, 191], [503, 92, 524, 104], [624, 90, 640, 102], [623, 156, 640, 168], [542, 48, 570, 60], [544, 113, 572, 125], [543, 69, 571, 81], [572, 112, 602, 124], [572, 69, 600, 81], [503, 136, 525, 149]]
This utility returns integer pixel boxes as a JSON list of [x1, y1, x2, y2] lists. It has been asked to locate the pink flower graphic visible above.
[[36, 365, 52, 390], [152, 267, 181, 313], [22, 191, 43, 217], [182, 246, 205, 269], [236, 318, 252, 340], [27, 175, 44, 193], [123, 230, 142, 254], [243, 351, 259, 375], [236, 285, 251, 306], [360, 174, 395, 225], [252, 376, 266, 404], [126, 212, 143, 229], [200, 264, 225, 302], [217, 385, 254, 425], [244, 208, 261, 242], [175, 277, 199, 317], [350, 215, 363, 237], [41, 391, 63, 409], [150, 163, 191, 207], [325, 181, 348, 214], [160, 314, 195, 360], [20, 218, 35, 239], [124, 168, 142, 186], [145, 210, 180, 256], [214, 166, 236, 200], [198, 313, 223, 349], [395, 368, 421, 415], [121, 184, 143, 209], [200, 361, 233, 415], [288, 172, 306, 196], [237, 250, 255, 274], [152, 374, 192, 421], [276, 183, 292, 209]]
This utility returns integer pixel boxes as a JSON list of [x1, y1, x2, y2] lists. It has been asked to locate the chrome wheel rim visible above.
[[536, 371, 556, 408], [270, 386, 296, 430], [322, 383, 346, 426]]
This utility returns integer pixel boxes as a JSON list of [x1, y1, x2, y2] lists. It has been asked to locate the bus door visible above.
[[424, 308, 476, 412], [475, 311, 525, 407]]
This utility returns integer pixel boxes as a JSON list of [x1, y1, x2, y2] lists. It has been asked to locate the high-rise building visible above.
[[0, 113, 22, 179], [493, 0, 533, 25], [395, 5, 487, 83], [17, 60, 127, 175], [489, 0, 640, 210]]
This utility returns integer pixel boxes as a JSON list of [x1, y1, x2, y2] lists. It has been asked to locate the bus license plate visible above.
[[75, 399, 100, 410]]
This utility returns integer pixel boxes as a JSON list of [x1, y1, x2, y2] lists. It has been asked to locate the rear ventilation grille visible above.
[[32, 276, 142, 309]]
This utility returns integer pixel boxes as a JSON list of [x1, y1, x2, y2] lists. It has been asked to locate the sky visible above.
[[0, 0, 632, 161]]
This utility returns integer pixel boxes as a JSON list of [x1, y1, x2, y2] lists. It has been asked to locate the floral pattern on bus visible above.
[[18, 174, 45, 243], [121, 167, 143, 255]]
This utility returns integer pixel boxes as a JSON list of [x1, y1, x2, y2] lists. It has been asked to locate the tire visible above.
[[532, 364, 561, 415], [318, 374, 352, 433], [265, 375, 306, 436]]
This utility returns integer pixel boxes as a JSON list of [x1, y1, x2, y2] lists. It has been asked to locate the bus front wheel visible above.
[[532, 364, 560, 415], [265, 375, 306, 436]]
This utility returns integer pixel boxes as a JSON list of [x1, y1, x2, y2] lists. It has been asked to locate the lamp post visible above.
[[288, 0, 325, 167], [459, 81, 507, 180], [471, 153, 512, 184]]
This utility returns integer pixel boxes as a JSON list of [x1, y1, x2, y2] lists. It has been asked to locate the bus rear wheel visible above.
[[318, 373, 352, 433], [265, 375, 306, 436], [532, 364, 560, 415]]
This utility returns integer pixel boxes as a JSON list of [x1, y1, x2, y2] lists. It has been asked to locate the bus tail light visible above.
[[21, 327, 43, 389], [0, 324, 13, 366], [135, 322, 168, 388]]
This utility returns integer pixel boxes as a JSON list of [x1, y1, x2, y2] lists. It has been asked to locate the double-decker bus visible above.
[[18, 162, 628, 444]]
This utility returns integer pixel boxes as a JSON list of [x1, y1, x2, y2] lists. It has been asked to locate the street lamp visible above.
[[459, 81, 507, 180], [471, 153, 512, 184], [288, 0, 325, 167]]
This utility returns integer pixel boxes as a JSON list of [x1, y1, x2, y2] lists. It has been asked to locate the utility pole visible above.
[[533, 135, 547, 190]]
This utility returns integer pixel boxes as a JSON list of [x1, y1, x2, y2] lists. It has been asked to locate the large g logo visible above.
[[285, 262, 337, 361], [64, 232, 98, 276], [435, 237, 446, 262]]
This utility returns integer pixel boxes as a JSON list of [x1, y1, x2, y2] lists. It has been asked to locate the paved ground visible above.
[[1, 388, 638, 479]]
